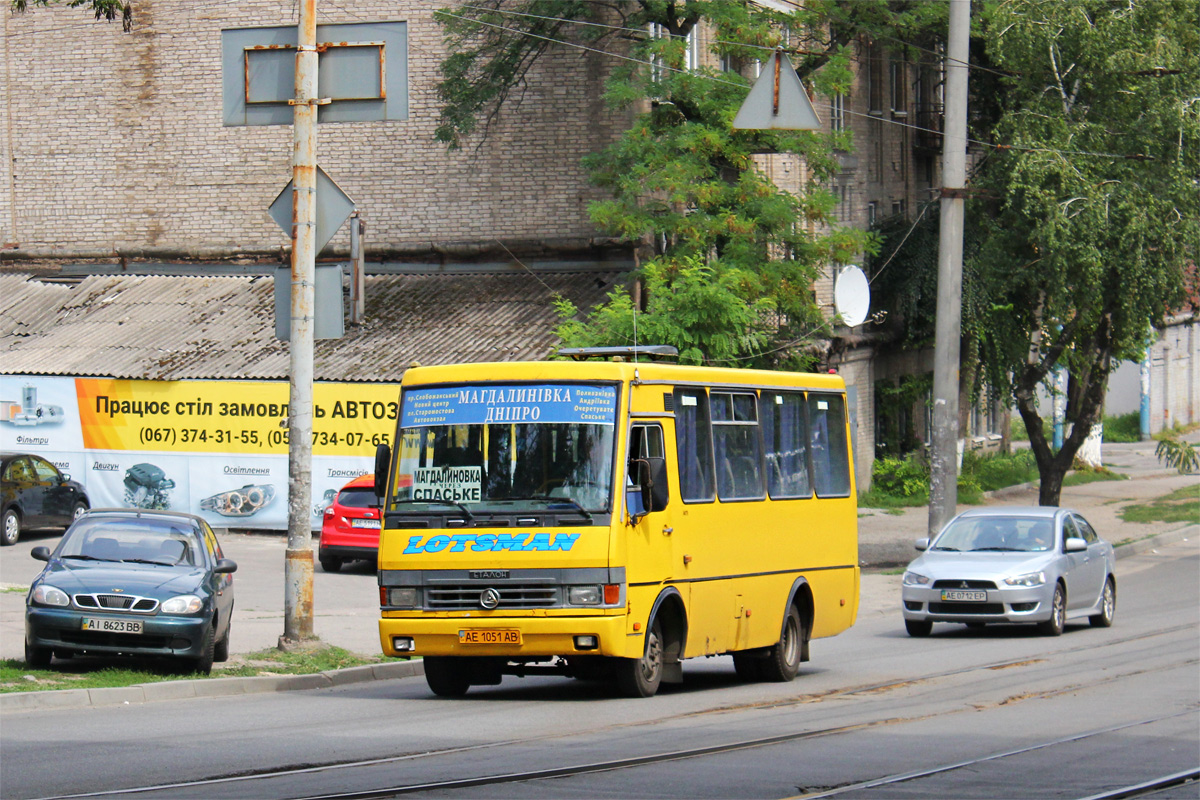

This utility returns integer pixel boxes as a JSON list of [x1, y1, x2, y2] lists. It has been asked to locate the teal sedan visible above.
[[25, 509, 237, 674]]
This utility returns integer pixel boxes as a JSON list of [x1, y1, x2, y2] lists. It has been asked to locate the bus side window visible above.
[[808, 394, 851, 497], [712, 392, 764, 500], [674, 389, 715, 503], [761, 392, 812, 499]]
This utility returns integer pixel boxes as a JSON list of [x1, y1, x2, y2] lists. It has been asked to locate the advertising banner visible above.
[[0, 375, 399, 530]]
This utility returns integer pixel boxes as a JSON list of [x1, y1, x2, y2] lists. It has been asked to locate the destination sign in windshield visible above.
[[401, 384, 617, 428]]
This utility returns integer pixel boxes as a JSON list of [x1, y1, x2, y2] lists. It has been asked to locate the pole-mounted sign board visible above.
[[732, 51, 821, 131], [221, 22, 408, 126]]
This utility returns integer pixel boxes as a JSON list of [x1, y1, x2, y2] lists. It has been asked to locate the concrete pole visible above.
[[927, 0, 970, 537], [282, 0, 318, 646]]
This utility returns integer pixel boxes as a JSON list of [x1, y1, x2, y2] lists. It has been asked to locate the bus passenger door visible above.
[[624, 421, 683, 625]]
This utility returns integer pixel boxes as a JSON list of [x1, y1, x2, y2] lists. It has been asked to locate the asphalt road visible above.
[[1, 537, 1195, 800]]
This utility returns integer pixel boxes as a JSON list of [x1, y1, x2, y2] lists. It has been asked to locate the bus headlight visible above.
[[568, 585, 602, 605], [384, 587, 418, 608]]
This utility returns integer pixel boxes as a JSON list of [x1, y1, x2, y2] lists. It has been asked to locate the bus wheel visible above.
[[424, 656, 471, 697], [616, 618, 664, 697], [732, 653, 763, 682], [760, 605, 803, 682]]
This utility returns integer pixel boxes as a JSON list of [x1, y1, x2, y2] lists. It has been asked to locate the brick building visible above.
[[0, 3, 971, 487]]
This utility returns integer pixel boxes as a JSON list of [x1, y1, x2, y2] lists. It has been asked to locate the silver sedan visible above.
[[901, 506, 1116, 636]]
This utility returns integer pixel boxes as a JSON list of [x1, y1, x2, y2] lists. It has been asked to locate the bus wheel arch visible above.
[[647, 587, 687, 681], [786, 579, 814, 664]]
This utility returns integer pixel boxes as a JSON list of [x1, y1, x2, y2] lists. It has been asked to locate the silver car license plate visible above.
[[940, 590, 987, 602], [82, 617, 144, 634]]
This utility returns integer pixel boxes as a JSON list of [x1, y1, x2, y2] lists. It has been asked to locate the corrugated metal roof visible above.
[[0, 270, 627, 382]]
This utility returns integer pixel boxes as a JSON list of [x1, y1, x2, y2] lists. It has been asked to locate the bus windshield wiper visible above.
[[389, 497, 474, 521], [506, 495, 593, 520]]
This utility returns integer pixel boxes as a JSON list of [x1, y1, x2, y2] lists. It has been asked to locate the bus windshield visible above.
[[392, 383, 618, 514]]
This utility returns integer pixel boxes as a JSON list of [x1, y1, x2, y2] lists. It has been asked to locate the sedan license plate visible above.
[[350, 518, 382, 529], [82, 617, 143, 634], [459, 629, 521, 645], [940, 590, 987, 602]]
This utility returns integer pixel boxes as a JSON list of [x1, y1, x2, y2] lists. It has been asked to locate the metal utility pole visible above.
[[927, 0, 971, 537], [282, 0, 319, 645]]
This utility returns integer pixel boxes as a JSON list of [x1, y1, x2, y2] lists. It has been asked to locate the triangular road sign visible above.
[[733, 51, 822, 130]]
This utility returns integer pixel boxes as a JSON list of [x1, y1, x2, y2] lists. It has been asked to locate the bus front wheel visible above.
[[424, 656, 471, 697], [760, 605, 803, 682], [616, 618, 664, 697]]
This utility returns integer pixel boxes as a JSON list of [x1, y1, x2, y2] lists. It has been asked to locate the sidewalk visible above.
[[857, 438, 1199, 568]]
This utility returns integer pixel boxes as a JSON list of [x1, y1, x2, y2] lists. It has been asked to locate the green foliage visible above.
[[870, 454, 930, 499], [963, 448, 1039, 492], [1, 645, 385, 694], [1119, 485, 1199, 524], [1102, 412, 1141, 443], [436, 1, 947, 368], [971, 0, 1200, 504], [12, 0, 130, 28], [1062, 465, 1127, 487], [1155, 436, 1199, 474], [555, 255, 780, 366], [861, 449, 1043, 508]]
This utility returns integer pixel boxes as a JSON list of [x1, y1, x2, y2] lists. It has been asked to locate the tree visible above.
[[436, 1, 943, 368], [972, 0, 1199, 504], [11, 0, 131, 29]]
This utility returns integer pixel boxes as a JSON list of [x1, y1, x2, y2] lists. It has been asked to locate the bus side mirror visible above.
[[374, 444, 390, 503], [627, 457, 669, 523]]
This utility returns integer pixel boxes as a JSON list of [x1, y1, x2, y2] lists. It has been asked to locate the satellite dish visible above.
[[834, 266, 870, 327]]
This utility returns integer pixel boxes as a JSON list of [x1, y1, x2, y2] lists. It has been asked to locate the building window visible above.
[[867, 201, 877, 226], [892, 199, 906, 218], [867, 43, 884, 116], [830, 92, 846, 132], [889, 58, 907, 115]]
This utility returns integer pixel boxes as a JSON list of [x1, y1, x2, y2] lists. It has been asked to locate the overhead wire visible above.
[[436, 9, 1158, 162]]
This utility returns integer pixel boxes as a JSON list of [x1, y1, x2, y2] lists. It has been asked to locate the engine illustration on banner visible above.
[[1, 384, 65, 427], [123, 463, 177, 509], [200, 484, 277, 517]]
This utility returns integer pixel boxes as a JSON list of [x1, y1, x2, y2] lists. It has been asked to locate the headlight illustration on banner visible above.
[[123, 463, 176, 510], [200, 484, 277, 517]]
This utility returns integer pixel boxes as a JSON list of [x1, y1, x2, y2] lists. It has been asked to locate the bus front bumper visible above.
[[379, 612, 636, 659]]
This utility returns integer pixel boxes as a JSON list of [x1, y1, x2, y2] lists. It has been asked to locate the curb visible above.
[[1111, 524, 1196, 561], [1, 658, 424, 713]]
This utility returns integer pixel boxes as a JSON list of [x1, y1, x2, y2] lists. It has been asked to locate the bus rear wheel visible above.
[[616, 618, 663, 697], [424, 656, 471, 697], [760, 605, 803, 682]]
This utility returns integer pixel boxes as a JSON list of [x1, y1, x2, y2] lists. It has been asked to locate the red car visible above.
[[318, 474, 381, 572]]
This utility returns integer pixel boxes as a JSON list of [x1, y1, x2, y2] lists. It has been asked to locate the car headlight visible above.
[[568, 585, 602, 606], [902, 571, 931, 587], [1004, 571, 1046, 587], [160, 594, 203, 614], [31, 584, 70, 607]]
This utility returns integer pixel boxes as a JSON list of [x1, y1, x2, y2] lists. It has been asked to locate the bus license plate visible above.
[[941, 590, 987, 602], [459, 629, 521, 645], [82, 617, 143, 634]]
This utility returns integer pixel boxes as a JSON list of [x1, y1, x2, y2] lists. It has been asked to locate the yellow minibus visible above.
[[375, 348, 859, 697]]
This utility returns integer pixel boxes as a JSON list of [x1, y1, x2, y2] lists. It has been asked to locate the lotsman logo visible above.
[[402, 532, 581, 554]]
